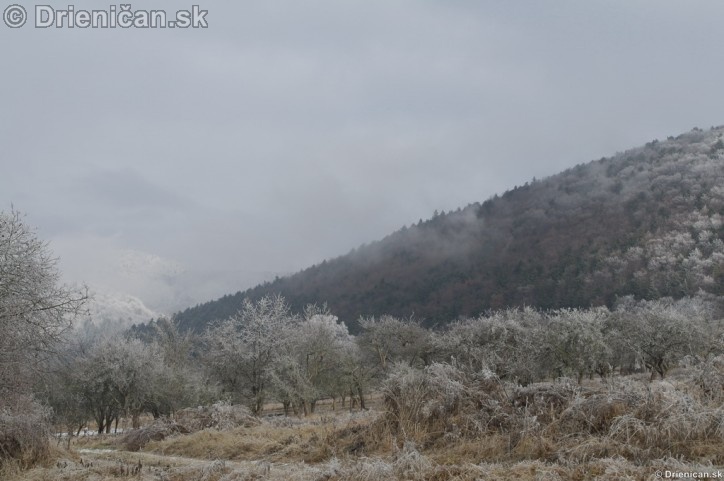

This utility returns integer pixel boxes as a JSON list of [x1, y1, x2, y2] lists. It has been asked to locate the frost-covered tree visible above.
[[270, 306, 354, 415], [0, 209, 86, 401], [0, 208, 86, 467], [543, 307, 612, 382], [438, 308, 544, 384], [43, 319, 208, 436], [143, 318, 212, 417], [358, 315, 432, 373], [204, 295, 298, 413], [613, 297, 701, 379], [64, 336, 162, 433]]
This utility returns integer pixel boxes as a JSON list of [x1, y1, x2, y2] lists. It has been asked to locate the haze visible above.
[[2, 0, 724, 318]]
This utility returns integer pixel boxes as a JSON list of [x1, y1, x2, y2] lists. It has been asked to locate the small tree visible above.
[[543, 307, 612, 382], [204, 295, 298, 414], [358, 315, 432, 373], [615, 298, 699, 379], [270, 306, 354, 415], [148, 319, 212, 418], [438, 308, 544, 384], [68, 336, 160, 433]]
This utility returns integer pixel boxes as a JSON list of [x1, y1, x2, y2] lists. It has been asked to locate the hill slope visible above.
[[175, 127, 724, 332]]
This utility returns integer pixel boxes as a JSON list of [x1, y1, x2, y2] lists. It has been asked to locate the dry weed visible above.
[[120, 418, 189, 451]]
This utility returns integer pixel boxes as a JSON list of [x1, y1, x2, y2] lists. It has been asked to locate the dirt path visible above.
[[47, 447, 331, 481]]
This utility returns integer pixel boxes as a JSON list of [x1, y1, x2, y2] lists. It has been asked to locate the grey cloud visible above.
[[2, 0, 724, 314], [72, 168, 193, 211]]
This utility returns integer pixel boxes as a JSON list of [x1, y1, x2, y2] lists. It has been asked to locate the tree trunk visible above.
[[97, 415, 105, 435], [356, 384, 366, 410]]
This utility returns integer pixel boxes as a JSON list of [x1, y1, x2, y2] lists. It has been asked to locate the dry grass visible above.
[[0, 397, 53, 472], [119, 418, 190, 451], [146, 410, 378, 464], [9, 364, 724, 480], [12, 442, 724, 481], [175, 401, 261, 432], [14, 449, 328, 481]]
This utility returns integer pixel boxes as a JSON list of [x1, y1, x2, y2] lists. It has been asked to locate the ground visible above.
[[9, 370, 724, 481]]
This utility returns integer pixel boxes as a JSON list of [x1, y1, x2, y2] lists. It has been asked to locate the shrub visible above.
[[0, 397, 52, 470], [175, 401, 260, 433], [512, 380, 578, 424], [381, 362, 509, 443], [120, 418, 189, 451]]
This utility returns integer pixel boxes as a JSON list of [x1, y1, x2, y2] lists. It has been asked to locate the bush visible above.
[[381, 363, 509, 443], [120, 418, 189, 451], [691, 355, 724, 402], [0, 397, 52, 470], [175, 401, 260, 433], [512, 380, 578, 424], [607, 381, 724, 452]]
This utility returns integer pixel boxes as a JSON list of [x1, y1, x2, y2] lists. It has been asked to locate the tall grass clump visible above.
[[0, 397, 52, 472], [381, 362, 509, 445]]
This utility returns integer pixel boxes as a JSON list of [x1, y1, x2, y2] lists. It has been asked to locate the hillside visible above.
[[174, 126, 724, 332]]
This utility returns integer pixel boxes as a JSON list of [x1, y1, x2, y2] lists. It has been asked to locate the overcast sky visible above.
[[2, 1, 724, 317]]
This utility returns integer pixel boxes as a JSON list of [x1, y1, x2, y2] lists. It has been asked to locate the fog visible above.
[[2, 0, 724, 316]]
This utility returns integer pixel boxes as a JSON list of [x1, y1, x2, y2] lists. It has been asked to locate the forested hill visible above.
[[175, 126, 724, 333]]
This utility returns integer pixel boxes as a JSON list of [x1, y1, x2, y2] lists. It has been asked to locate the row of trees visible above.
[[361, 295, 722, 383], [42, 293, 722, 433], [179, 294, 724, 417], [204, 298, 367, 415], [43, 319, 208, 436]]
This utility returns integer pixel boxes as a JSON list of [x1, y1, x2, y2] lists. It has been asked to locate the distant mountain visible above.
[[84, 289, 158, 331], [175, 126, 724, 333]]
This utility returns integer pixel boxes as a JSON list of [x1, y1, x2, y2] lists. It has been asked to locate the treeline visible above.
[[175, 126, 724, 333], [44, 292, 723, 439]]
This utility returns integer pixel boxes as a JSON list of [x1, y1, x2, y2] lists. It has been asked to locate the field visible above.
[[6, 365, 723, 481]]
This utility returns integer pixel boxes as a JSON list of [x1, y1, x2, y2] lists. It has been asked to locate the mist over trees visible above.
[[176, 126, 724, 333]]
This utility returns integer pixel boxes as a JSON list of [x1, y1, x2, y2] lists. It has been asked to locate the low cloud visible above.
[[3, 1, 724, 316]]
